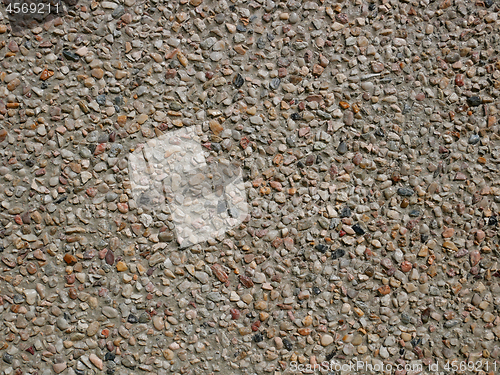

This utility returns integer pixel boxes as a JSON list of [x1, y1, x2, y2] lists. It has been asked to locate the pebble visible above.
[[53, 363, 67, 374], [321, 334, 334, 346]]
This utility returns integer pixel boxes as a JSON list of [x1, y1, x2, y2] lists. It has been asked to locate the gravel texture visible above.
[[0, 0, 499, 374]]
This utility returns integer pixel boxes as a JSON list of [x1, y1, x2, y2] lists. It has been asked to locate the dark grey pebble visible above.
[[332, 249, 346, 259], [397, 187, 414, 196], [63, 49, 79, 61], [467, 96, 481, 106], [3, 353, 12, 364], [233, 73, 244, 88], [315, 244, 329, 253], [340, 206, 351, 218], [96, 95, 106, 105], [139, 312, 151, 323], [270, 78, 280, 90], [468, 134, 480, 144], [337, 141, 347, 154], [409, 210, 420, 217], [112, 5, 125, 18]]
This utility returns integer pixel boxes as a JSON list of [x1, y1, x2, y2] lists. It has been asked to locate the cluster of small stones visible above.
[[0, 0, 499, 374]]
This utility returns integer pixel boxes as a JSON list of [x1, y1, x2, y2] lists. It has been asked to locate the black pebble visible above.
[[297, 161, 305, 168], [105, 352, 116, 361], [55, 196, 67, 204], [63, 49, 80, 61], [26, 159, 35, 167], [352, 223, 365, 235], [291, 112, 301, 120], [484, 0, 493, 7], [399, 348, 405, 355], [127, 314, 138, 323], [421, 234, 429, 243], [489, 216, 497, 226], [375, 128, 385, 137], [253, 332, 264, 342], [283, 338, 293, 351], [233, 73, 244, 88], [315, 244, 329, 253], [332, 249, 346, 259], [368, 3, 376, 10], [467, 96, 481, 107], [312, 287, 321, 295]]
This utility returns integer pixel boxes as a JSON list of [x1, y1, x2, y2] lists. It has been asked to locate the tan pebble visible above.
[[303, 315, 313, 326], [321, 334, 334, 346], [163, 349, 174, 360], [153, 316, 164, 330], [254, 301, 267, 310], [401, 332, 412, 341], [353, 307, 364, 317], [116, 261, 128, 272], [209, 120, 223, 136], [442, 241, 458, 251], [91, 68, 104, 79], [89, 353, 103, 370]]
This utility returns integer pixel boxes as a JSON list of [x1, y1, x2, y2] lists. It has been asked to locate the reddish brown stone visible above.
[[306, 94, 323, 102], [211, 264, 228, 283], [401, 261, 412, 272], [378, 285, 391, 295], [40, 69, 54, 81], [63, 253, 77, 265], [105, 249, 115, 265], [240, 275, 254, 288], [165, 69, 177, 79], [230, 308, 240, 319], [312, 64, 324, 76], [0, 128, 7, 142]]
